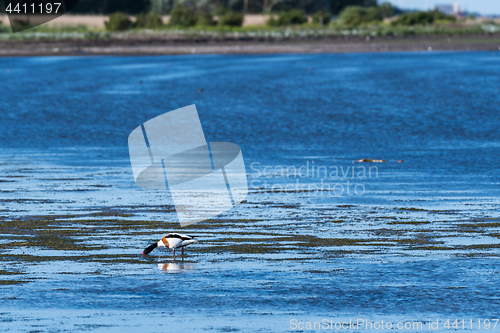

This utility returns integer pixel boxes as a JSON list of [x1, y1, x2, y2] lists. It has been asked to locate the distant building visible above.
[[435, 2, 460, 15], [435, 4, 453, 15]]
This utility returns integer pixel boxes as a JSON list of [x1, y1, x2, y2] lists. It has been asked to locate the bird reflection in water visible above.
[[157, 262, 195, 273]]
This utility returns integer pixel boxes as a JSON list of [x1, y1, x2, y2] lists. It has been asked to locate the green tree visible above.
[[72, 0, 150, 14], [134, 13, 163, 28], [330, 0, 376, 15], [105, 12, 133, 31], [263, 0, 328, 13], [378, 1, 394, 18], [197, 12, 216, 26], [169, 3, 198, 27], [312, 11, 331, 24], [339, 5, 381, 25], [268, 9, 307, 25], [150, 0, 175, 15], [218, 11, 244, 26], [392, 9, 456, 26]]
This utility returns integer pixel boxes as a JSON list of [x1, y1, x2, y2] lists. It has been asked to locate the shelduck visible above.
[[143, 233, 197, 258]]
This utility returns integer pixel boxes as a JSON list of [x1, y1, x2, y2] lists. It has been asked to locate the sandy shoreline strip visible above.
[[1, 35, 499, 56]]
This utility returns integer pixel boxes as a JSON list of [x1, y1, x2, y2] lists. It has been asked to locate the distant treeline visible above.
[[68, 0, 384, 15], [70, 0, 150, 14]]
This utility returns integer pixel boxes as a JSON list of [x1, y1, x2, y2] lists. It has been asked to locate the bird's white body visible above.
[[142, 233, 197, 259], [142, 233, 197, 258], [157, 234, 197, 250]]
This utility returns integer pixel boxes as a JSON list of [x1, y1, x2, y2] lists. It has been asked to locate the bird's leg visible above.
[[173, 249, 175, 259], [182, 247, 184, 255]]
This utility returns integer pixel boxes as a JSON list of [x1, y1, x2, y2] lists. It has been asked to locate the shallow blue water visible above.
[[1, 52, 500, 198], [1, 52, 500, 331]]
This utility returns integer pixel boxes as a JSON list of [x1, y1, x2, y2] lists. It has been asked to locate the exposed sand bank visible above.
[[0, 34, 499, 56]]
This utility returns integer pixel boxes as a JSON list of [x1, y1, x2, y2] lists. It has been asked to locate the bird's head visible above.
[[143, 238, 165, 255]]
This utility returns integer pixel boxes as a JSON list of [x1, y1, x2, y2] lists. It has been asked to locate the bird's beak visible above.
[[143, 243, 158, 255]]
